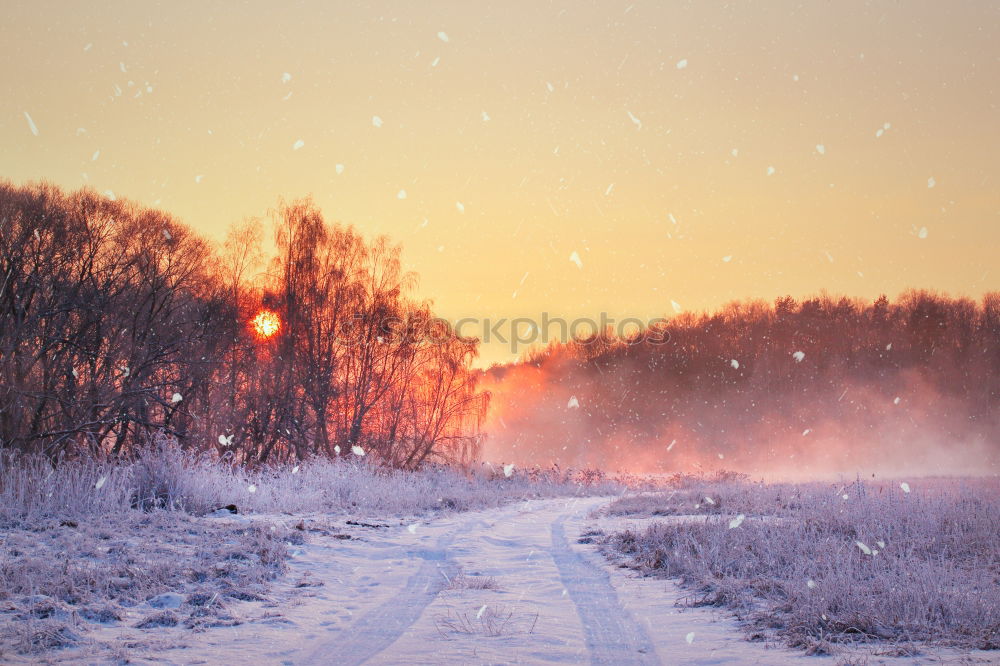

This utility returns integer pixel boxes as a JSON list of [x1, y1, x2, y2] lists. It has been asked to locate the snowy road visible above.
[[296, 497, 660, 665], [102, 497, 928, 665]]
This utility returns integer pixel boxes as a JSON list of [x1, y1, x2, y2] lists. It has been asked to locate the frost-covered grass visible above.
[[0, 441, 621, 658], [602, 476, 1000, 654], [0, 511, 296, 656], [1, 441, 622, 527]]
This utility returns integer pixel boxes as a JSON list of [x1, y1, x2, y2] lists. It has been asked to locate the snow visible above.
[[626, 110, 642, 130], [281, 72, 292, 83], [728, 514, 745, 529], [816, 144, 826, 155], [437, 31, 449, 42], [569, 251, 583, 269], [792, 351, 805, 362], [567, 396, 580, 409], [397, 189, 407, 199], [455, 201, 465, 213], [293, 139, 305, 150], [335, 164, 345, 175], [95, 476, 107, 490], [927, 176, 936, 188], [351, 445, 365, 456], [171, 392, 183, 403], [671, 300, 682, 313], [918, 226, 929, 239], [900, 482, 911, 493], [676, 58, 688, 69], [59, 498, 992, 665], [24, 111, 39, 136], [372, 115, 383, 128], [730, 359, 739, 369], [766, 165, 775, 176]]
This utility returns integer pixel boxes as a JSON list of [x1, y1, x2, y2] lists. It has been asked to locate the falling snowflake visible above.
[[666, 439, 676, 451], [816, 144, 826, 155], [334, 445, 341, 454], [802, 428, 812, 436], [372, 115, 383, 128], [807, 579, 817, 589], [481, 110, 490, 121], [626, 110, 642, 130], [408, 523, 418, 534], [927, 176, 935, 188], [730, 359, 739, 369], [729, 514, 745, 529], [352, 445, 365, 456], [293, 139, 305, 150], [676, 58, 688, 69], [281, 72, 292, 83], [92, 149, 100, 161], [569, 251, 583, 269], [171, 392, 183, 403], [792, 351, 805, 362], [893, 396, 901, 405], [503, 463, 515, 477], [437, 31, 449, 42], [397, 189, 407, 199], [335, 163, 345, 175], [567, 396, 580, 409], [24, 111, 39, 136], [195, 174, 204, 184], [163, 229, 172, 240], [722, 255, 733, 262], [918, 226, 928, 239], [855, 540, 872, 555], [685, 632, 695, 644], [704, 496, 716, 506], [248, 484, 257, 494], [900, 482, 911, 493], [292, 465, 300, 474], [766, 165, 776, 176], [671, 300, 683, 313], [456, 201, 465, 213], [95, 476, 107, 490], [546, 81, 555, 92]]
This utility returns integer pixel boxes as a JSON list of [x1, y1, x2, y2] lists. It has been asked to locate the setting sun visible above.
[[251, 309, 280, 340]]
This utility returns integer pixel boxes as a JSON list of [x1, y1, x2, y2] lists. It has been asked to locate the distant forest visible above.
[[485, 291, 1000, 475], [0, 182, 487, 467]]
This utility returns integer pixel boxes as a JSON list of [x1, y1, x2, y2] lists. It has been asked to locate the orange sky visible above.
[[3, 1, 998, 366]]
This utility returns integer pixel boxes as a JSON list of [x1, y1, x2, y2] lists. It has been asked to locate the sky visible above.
[[3, 1, 999, 366]]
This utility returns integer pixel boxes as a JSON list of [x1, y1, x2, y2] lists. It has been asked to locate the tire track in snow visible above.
[[298, 516, 482, 666], [551, 512, 660, 665]]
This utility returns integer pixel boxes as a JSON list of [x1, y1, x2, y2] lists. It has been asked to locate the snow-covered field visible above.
[[2, 449, 998, 664]]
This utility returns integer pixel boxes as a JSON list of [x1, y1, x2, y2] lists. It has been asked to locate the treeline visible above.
[[485, 291, 1000, 475], [0, 181, 486, 467]]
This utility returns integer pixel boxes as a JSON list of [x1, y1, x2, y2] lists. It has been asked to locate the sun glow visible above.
[[252, 309, 280, 339]]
